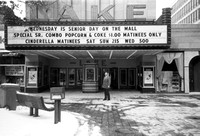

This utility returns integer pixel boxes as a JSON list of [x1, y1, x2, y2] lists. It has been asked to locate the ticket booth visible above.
[[82, 63, 98, 93]]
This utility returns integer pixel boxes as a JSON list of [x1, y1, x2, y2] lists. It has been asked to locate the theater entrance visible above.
[[110, 68, 118, 89], [50, 68, 83, 89], [119, 68, 136, 89], [68, 68, 83, 89], [102, 67, 136, 90]]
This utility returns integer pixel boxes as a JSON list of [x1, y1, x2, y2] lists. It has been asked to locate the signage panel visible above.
[[5, 66, 24, 76], [7, 25, 167, 46]]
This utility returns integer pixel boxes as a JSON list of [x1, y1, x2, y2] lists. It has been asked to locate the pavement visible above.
[[40, 90, 200, 136]]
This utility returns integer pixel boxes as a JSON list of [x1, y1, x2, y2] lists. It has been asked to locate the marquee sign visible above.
[[6, 24, 168, 47]]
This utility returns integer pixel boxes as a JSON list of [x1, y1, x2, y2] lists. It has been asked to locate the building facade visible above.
[[5, 0, 193, 94], [170, 24, 200, 93], [171, 0, 200, 24], [167, 0, 200, 94], [25, 0, 156, 21]]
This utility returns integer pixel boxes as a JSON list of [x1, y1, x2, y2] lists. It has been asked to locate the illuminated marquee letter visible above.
[[26, 1, 57, 20], [126, 4, 146, 21], [98, 5, 115, 21], [58, 5, 79, 21]]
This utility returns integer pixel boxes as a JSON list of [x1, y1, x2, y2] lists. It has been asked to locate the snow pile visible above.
[[0, 106, 80, 136]]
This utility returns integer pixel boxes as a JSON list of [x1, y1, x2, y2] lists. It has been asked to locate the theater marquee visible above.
[[6, 24, 168, 46]]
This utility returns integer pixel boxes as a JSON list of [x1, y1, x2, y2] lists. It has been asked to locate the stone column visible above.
[[184, 66, 189, 93]]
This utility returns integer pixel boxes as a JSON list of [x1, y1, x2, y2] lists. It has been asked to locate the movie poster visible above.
[[28, 68, 37, 84], [144, 68, 153, 84]]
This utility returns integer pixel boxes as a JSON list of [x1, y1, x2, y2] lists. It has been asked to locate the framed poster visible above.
[[143, 67, 154, 88], [144, 70, 153, 84], [86, 68, 94, 81], [27, 67, 37, 86]]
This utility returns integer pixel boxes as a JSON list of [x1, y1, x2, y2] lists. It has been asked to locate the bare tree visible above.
[[0, 1, 24, 25]]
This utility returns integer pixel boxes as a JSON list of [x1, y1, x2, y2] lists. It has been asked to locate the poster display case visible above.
[[27, 66, 43, 87], [86, 68, 95, 81], [26, 66, 45, 93], [27, 67, 38, 87], [82, 63, 98, 93], [142, 66, 155, 93], [137, 66, 155, 93], [143, 67, 155, 88]]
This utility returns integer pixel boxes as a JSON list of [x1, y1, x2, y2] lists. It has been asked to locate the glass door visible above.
[[128, 68, 136, 89], [68, 68, 83, 88], [120, 68, 127, 89], [59, 69, 67, 87], [119, 68, 136, 89], [110, 68, 118, 89], [50, 68, 59, 87], [76, 68, 83, 87], [68, 68, 75, 88]]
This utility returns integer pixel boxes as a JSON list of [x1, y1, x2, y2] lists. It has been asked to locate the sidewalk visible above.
[[40, 91, 200, 136]]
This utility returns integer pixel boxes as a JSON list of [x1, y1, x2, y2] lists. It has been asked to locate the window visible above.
[[191, 12, 194, 23], [194, 10, 197, 22], [195, 0, 197, 7], [191, 0, 193, 10], [199, 9, 200, 19]]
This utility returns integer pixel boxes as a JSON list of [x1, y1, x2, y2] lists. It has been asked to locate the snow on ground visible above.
[[0, 105, 95, 136]]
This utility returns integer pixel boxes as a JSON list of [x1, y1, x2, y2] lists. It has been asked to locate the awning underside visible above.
[[13, 50, 163, 59]]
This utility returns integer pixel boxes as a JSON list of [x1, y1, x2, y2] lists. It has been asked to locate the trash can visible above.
[[0, 83, 20, 110], [0, 87, 6, 108]]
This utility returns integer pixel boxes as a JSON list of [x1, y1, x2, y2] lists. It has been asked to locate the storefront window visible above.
[[0, 54, 25, 87], [160, 71, 181, 92], [0, 66, 25, 86], [157, 53, 183, 93]]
